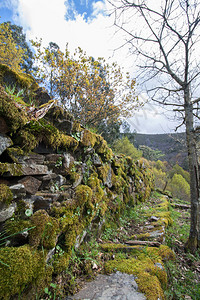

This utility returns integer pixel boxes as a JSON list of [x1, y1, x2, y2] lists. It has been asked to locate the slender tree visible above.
[[108, 0, 200, 252]]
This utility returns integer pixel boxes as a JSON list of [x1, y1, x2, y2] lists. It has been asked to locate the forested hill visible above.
[[134, 132, 188, 169]]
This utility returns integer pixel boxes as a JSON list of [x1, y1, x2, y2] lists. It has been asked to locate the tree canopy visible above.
[[0, 22, 26, 73], [113, 136, 142, 160], [31, 40, 140, 129], [3, 22, 34, 73]]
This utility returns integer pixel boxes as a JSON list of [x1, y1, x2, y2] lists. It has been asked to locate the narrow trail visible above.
[[66, 193, 175, 300]]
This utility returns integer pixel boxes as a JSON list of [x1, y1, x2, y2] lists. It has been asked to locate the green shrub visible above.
[[112, 137, 142, 160], [152, 167, 167, 190], [167, 174, 190, 201]]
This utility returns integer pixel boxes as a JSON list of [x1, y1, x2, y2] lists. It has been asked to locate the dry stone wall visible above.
[[0, 68, 154, 299]]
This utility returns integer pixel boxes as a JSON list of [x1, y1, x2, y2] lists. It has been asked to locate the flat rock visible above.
[[0, 133, 13, 155], [0, 202, 17, 222], [21, 164, 49, 176], [66, 272, 146, 300], [9, 183, 26, 199], [150, 216, 159, 222], [63, 153, 75, 169], [92, 154, 102, 166], [32, 193, 60, 212], [18, 176, 42, 194], [11, 153, 45, 165]]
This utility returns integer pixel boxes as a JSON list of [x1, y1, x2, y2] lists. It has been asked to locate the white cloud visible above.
[[92, 1, 105, 16], [127, 106, 181, 134], [11, 0, 130, 69]]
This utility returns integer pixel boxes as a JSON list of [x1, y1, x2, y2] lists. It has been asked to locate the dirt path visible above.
[[66, 193, 174, 300]]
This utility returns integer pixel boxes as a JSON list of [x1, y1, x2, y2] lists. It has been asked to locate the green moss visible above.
[[0, 162, 23, 176], [158, 245, 175, 261], [5, 218, 31, 235], [100, 243, 127, 251], [65, 222, 85, 250], [87, 172, 100, 190], [80, 129, 97, 148], [0, 245, 51, 300], [0, 85, 28, 132], [72, 120, 82, 133], [98, 199, 108, 217], [75, 185, 93, 206], [87, 173, 104, 204], [52, 252, 70, 275], [157, 211, 173, 227], [0, 63, 38, 90], [97, 164, 110, 183], [29, 210, 60, 249], [104, 251, 167, 300], [6, 147, 24, 162], [103, 147, 113, 161], [59, 209, 77, 231], [14, 129, 38, 152], [25, 119, 79, 151], [95, 135, 113, 161], [136, 273, 165, 300], [48, 131, 79, 151], [134, 233, 151, 240], [69, 168, 82, 183], [112, 175, 127, 194], [0, 184, 13, 206]]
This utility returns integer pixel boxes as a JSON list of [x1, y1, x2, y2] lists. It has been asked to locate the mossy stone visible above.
[[75, 185, 93, 206], [80, 129, 97, 148], [29, 210, 60, 249], [0, 184, 13, 206], [0, 162, 23, 176], [0, 85, 28, 132], [0, 245, 51, 300]]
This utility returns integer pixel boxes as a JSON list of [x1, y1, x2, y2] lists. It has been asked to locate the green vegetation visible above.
[[168, 174, 190, 202], [0, 16, 199, 300], [151, 160, 190, 202], [139, 145, 164, 161], [113, 136, 142, 160], [165, 203, 200, 299]]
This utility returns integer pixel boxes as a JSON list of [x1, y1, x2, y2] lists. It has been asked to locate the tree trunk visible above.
[[184, 86, 200, 252]]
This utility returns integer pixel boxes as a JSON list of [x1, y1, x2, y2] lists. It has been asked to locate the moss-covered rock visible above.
[[80, 129, 97, 148], [0, 245, 52, 300], [75, 185, 93, 206], [11, 118, 78, 154], [0, 184, 13, 206], [29, 210, 60, 249], [0, 162, 23, 176], [5, 218, 32, 235], [0, 63, 38, 91], [52, 251, 70, 274], [104, 248, 168, 300], [0, 85, 28, 132]]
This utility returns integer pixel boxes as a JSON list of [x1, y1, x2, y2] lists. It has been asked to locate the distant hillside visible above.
[[134, 132, 188, 169]]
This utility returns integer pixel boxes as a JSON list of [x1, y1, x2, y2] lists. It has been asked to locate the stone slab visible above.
[[0, 133, 13, 155], [18, 176, 42, 194], [66, 272, 146, 300]]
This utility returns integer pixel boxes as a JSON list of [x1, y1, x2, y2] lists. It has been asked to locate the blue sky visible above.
[[0, 0, 105, 23], [0, 6, 13, 22], [66, 0, 104, 20]]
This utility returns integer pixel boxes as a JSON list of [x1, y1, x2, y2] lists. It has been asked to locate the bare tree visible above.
[[108, 0, 200, 252]]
